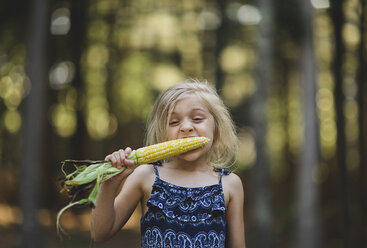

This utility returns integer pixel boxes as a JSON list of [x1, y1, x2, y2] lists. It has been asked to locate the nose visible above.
[[180, 119, 193, 134]]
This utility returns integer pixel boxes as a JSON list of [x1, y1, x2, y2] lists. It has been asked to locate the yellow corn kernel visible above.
[[128, 137, 209, 165]]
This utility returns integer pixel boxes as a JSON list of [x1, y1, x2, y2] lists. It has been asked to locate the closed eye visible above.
[[169, 120, 179, 125], [193, 117, 204, 122]]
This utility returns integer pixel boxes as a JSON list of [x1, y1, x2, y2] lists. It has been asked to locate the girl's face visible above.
[[167, 95, 215, 162]]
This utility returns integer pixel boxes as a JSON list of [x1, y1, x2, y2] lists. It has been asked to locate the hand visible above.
[[104, 147, 135, 182]]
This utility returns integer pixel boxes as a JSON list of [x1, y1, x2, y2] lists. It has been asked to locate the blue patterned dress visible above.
[[141, 163, 230, 248]]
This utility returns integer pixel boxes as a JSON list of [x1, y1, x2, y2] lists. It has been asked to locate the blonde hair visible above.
[[145, 78, 238, 169]]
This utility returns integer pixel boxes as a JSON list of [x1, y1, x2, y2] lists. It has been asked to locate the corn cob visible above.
[[57, 137, 209, 236], [63, 136, 209, 187], [128, 136, 210, 165]]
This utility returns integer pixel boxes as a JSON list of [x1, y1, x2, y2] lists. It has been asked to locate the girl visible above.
[[91, 79, 246, 247]]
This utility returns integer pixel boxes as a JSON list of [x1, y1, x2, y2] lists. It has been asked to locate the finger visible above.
[[123, 147, 134, 166], [105, 148, 130, 169], [114, 149, 123, 160], [123, 158, 135, 170], [125, 157, 135, 165], [109, 151, 123, 168], [105, 154, 117, 164], [124, 147, 132, 157], [119, 149, 132, 169], [118, 149, 126, 161], [113, 151, 125, 169]]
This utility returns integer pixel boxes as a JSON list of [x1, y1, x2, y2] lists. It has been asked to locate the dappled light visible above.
[[220, 45, 253, 73], [88, 20, 110, 42], [132, 12, 180, 52], [49, 61, 75, 89], [219, 44, 256, 107], [311, 0, 330, 9], [0, 54, 28, 136], [221, 74, 255, 107], [4, 109, 22, 134], [50, 8, 71, 36], [50, 103, 77, 138], [197, 10, 221, 30], [237, 127, 256, 169], [0, 66, 28, 110], [340, 0, 362, 175], [151, 64, 185, 91], [314, 11, 337, 160], [0, 204, 21, 226], [237, 5, 262, 25], [112, 53, 155, 123]]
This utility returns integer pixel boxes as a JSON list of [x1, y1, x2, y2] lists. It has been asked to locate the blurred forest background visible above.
[[0, 0, 366, 247]]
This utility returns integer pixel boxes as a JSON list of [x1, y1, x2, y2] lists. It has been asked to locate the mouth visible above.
[[180, 149, 198, 155], [182, 143, 205, 154]]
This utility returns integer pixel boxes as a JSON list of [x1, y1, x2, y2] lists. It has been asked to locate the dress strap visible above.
[[216, 168, 232, 184], [219, 169, 224, 184], [152, 162, 161, 178]]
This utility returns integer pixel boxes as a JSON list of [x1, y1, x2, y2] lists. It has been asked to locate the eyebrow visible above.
[[170, 107, 206, 115]]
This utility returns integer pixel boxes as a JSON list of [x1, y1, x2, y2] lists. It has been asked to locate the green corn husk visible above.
[[56, 160, 126, 237]]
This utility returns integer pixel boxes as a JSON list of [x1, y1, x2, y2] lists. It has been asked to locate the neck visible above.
[[166, 158, 211, 172]]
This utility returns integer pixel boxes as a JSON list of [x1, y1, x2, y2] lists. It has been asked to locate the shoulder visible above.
[[128, 163, 155, 179], [133, 163, 155, 176], [221, 171, 244, 199], [124, 163, 155, 187], [222, 171, 243, 187]]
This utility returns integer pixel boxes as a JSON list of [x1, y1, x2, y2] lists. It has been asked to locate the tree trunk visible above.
[[295, 0, 320, 247], [213, 0, 228, 91], [70, 0, 88, 160], [357, 0, 367, 245], [21, 0, 49, 247], [251, 0, 274, 247], [330, 1, 350, 247]]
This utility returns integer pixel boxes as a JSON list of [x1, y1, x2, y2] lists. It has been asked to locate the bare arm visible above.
[[90, 148, 141, 242], [224, 173, 246, 248]]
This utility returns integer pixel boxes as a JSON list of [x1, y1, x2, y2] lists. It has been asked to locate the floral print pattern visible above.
[[141, 164, 230, 248]]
